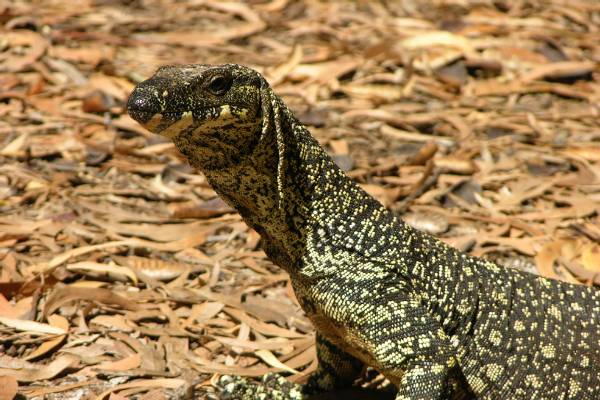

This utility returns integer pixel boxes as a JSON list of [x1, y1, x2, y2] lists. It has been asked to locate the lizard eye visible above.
[[207, 74, 232, 95]]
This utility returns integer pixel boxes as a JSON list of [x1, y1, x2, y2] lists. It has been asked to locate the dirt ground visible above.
[[0, 1, 599, 399]]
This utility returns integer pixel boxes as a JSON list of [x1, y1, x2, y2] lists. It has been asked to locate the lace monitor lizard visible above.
[[127, 63, 600, 400]]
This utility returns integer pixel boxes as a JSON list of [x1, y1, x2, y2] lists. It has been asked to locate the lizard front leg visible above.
[[334, 288, 461, 400], [219, 333, 364, 399], [303, 332, 365, 394], [394, 356, 456, 400]]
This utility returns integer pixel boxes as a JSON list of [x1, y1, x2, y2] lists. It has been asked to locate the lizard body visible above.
[[127, 64, 600, 400]]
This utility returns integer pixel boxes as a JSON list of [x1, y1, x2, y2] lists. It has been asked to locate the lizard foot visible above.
[[219, 373, 306, 400]]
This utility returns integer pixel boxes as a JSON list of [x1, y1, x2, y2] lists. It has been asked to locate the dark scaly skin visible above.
[[127, 64, 600, 400]]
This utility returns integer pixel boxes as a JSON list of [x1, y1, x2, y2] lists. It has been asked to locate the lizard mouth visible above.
[[126, 87, 193, 126], [127, 108, 155, 124]]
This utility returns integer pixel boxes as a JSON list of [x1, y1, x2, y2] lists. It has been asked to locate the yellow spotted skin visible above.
[[128, 64, 600, 400]]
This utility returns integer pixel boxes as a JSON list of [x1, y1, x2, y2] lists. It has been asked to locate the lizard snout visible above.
[[127, 86, 162, 124]]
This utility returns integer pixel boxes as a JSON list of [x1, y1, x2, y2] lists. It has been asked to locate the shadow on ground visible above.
[[310, 388, 396, 400]]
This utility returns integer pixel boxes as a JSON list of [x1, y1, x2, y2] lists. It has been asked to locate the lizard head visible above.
[[127, 64, 269, 169]]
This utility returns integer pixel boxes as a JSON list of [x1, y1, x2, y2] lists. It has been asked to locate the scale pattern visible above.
[[127, 64, 600, 400]]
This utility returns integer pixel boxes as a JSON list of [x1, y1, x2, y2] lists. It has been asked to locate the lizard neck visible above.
[[198, 89, 401, 275]]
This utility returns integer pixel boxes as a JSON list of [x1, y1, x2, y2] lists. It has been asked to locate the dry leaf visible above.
[[66, 261, 138, 284], [94, 379, 187, 400], [521, 61, 595, 82], [96, 354, 142, 371], [24, 314, 69, 360], [43, 286, 140, 317], [0, 376, 18, 400], [255, 349, 299, 374], [581, 244, 600, 273], [0, 294, 19, 319], [0, 355, 79, 382], [1, 0, 600, 394], [1, 30, 48, 72], [0, 316, 67, 335]]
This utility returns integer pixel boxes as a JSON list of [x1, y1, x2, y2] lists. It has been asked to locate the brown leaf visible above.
[[49, 46, 114, 67], [0, 30, 48, 72], [66, 261, 137, 284], [0, 376, 18, 400], [43, 286, 140, 318], [24, 314, 69, 361], [255, 349, 299, 374], [580, 244, 600, 273], [224, 307, 305, 339], [113, 255, 193, 282], [521, 61, 595, 82], [0, 294, 18, 318], [563, 147, 600, 162], [169, 197, 234, 219], [94, 379, 188, 400], [434, 156, 478, 175], [0, 355, 79, 382], [90, 315, 135, 332], [82, 90, 113, 113], [0, 316, 66, 335], [96, 354, 142, 371], [535, 241, 579, 284], [267, 45, 304, 85]]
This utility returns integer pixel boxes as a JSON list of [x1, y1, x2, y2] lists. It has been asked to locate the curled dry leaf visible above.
[[520, 61, 595, 82], [24, 314, 69, 360], [113, 255, 194, 282], [184, 301, 224, 327], [136, 1, 265, 46], [267, 45, 304, 85], [108, 393, 128, 400], [406, 141, 438, 166], [287, 57, 360, 84], [224, 307, 306, 339], [43, 286, 140, 318], [0, 30, 48, 72], [255, 349, 299, 374], [201, 0, 267, 40], [66, 261, 137, 284], [0, 355, 79, 383], [380, 125, 455, 147]]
